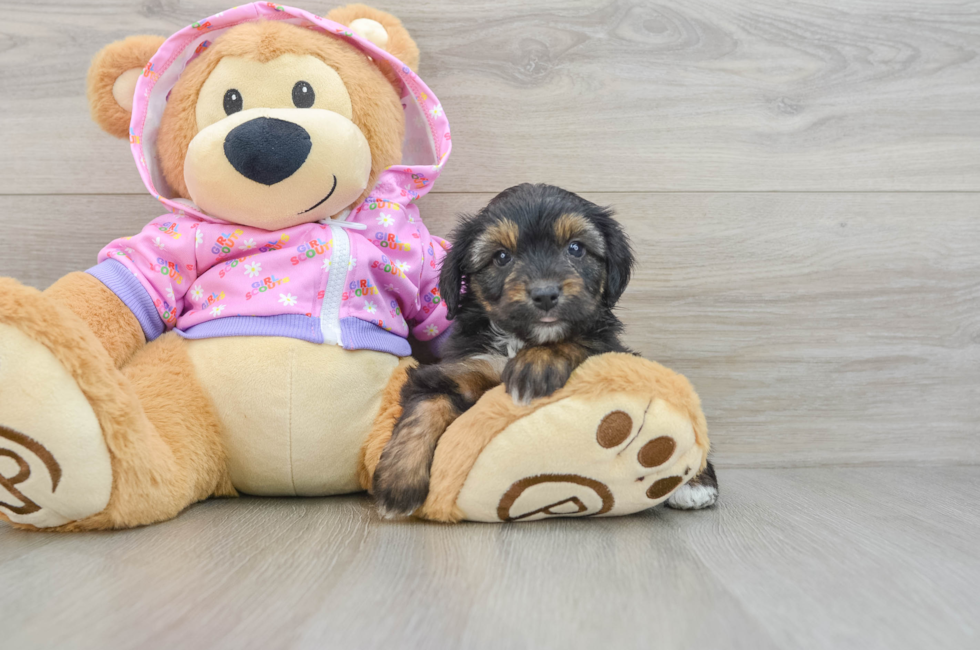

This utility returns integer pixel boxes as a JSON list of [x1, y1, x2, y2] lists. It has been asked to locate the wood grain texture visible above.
[[1, 467, 977, 650], [1, 0, 980, 194], [2, 192, 976, 467]]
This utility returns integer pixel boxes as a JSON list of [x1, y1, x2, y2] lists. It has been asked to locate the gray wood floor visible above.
[[3, 467, 978, 650], [1, 1, 978, 648]]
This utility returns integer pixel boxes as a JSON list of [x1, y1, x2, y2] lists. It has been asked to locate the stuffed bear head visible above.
[[86, 5, 420, 230]]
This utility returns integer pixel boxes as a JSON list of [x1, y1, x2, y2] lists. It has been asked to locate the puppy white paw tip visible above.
[[666, 483, 718, 510]]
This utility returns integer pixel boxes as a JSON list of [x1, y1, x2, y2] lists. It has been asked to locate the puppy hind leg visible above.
[[372, 394, 459, 517], [370, 359, 499, 517]]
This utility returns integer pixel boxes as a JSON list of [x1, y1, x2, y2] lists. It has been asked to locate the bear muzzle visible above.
[[223, 117, 312, 186], [183, 107, 372, 229]]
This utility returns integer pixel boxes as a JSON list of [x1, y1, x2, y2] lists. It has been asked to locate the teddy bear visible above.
[[0, 2, 710, 531]]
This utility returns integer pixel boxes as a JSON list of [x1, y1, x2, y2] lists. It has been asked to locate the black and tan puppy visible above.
[[372, 183, 718, 516]]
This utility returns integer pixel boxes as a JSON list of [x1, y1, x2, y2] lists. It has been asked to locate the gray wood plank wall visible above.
[[1, 0, 977, 467]]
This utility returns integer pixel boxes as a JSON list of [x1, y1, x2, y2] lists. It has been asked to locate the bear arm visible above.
[[43, 272, 145, 367]]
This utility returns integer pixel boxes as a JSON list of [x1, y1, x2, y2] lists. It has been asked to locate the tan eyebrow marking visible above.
[[485, 219, 519, 251], [554, 213, 605, 255], [471, 218, 520, 265]]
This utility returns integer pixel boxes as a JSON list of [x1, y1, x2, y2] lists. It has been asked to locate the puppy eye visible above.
[[568, 241, 585, 258], [292, 81, 315, 108], [223, 89, 243, 115], [492, 249, 512, 267]]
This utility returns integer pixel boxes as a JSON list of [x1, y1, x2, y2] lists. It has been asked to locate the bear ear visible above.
[[327, 4, 420, 71], [87, 35, 166, 138]]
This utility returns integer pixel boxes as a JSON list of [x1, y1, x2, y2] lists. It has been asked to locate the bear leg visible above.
[[0, 279, 234, 531], [418, 353, 711, 523]]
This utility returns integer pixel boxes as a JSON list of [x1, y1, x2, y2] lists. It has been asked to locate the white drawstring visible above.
[[319, 208, 367, 230], [324, 220, 367, 231]]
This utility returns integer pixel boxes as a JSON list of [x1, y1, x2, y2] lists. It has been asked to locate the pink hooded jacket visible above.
[[87, 2, 452, 357]]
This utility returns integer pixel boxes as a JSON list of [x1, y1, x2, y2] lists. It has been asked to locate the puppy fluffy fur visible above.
[[372, 184, 719, 516]]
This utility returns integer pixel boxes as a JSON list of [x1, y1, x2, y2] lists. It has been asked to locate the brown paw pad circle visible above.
[[638, 436, 676, 468], [596, 410, 632, 448], [497, 474, 615, 522], [646, 476, 683, 500]]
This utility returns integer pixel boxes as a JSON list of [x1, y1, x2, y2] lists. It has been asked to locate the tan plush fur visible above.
[[87, 35, 166, 138], [43, 272, 145, 368], [418, 353, 710, 522], [188, 338, 402, 496], [359, 356, 418, 491], [0, 279, 233, 532], [562, 353, 709, 453], [328, 4, 421, 71], [156, 21, 406, 207], [65, 333, 236, 531]]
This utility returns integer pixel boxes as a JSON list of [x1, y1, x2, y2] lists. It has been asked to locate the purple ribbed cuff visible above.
[[340, 317, 411, 357], [177, 314, 324, 343], [87, 259, 164, 341]]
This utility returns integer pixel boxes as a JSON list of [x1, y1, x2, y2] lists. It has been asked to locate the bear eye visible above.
[[292, 81, 315, 108], [568, 241, 585, 258], [223, 89, 243, 115], [492, 250, 512, 267]]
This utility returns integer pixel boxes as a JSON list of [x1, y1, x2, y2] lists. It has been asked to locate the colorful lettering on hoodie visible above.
[[87, 2, 453, 358]]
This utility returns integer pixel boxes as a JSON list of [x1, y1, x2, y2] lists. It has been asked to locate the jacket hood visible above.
[[129, 2, 451, 222]]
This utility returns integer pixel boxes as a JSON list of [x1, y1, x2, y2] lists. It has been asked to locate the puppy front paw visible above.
[[502, 352, 575, 405], [372, 446, 431, 518]]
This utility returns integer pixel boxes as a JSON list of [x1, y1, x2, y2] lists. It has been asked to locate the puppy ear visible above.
[[439, 214, 482, 320], [599, 210, 635, 307], [87, 35, 166, 138], [327, 4, 420, 71], [439, 239, 466, 320]]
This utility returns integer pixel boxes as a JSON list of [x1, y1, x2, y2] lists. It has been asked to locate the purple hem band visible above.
[[176, 314, 325, 343], [81, 265, 413, 356], [87, 260, 164, 341], [340, 317, 411, 357], [180, 316, 409, 356]]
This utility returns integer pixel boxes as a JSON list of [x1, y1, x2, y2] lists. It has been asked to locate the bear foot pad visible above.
[[455, 391, 705, 522], [0, 323, 112, 528]]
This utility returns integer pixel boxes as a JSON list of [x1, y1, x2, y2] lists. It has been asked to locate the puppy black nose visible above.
[[530, 285, 562, 311], [223, 117, 311, 185]]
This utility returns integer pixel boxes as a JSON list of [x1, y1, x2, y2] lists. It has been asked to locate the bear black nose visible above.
[[530, 285, 562, 311], [223, 117, 311, 186]]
